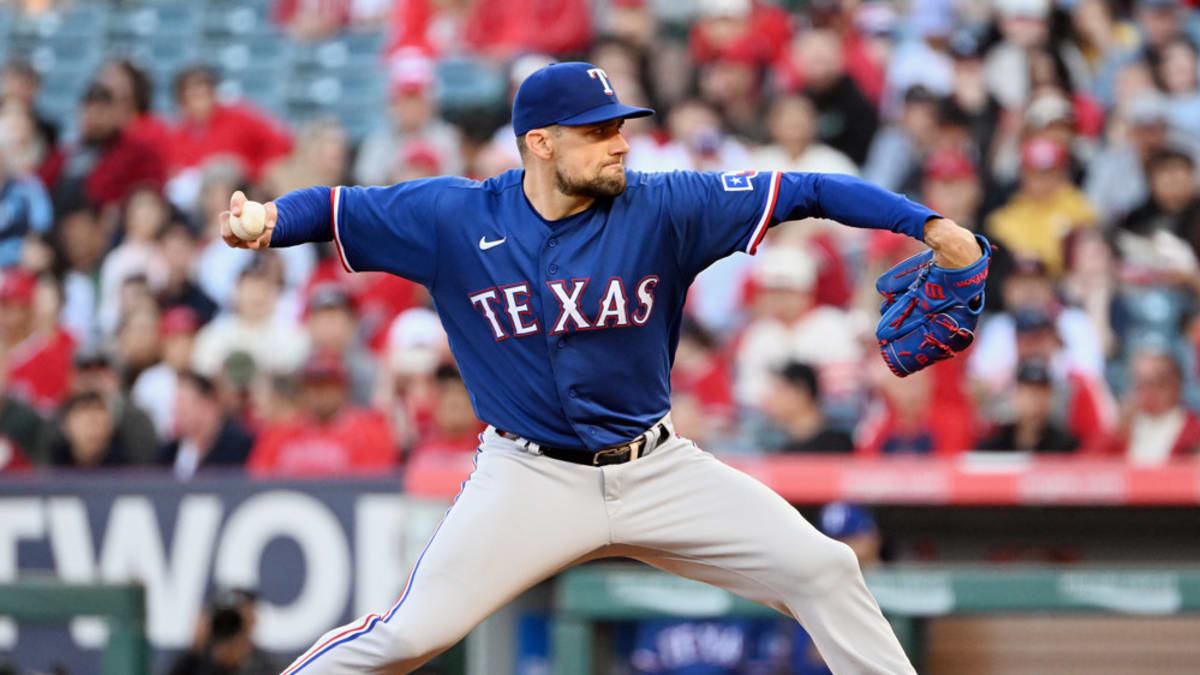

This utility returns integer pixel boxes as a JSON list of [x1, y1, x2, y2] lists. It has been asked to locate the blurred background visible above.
[[1, 0, 1200, 673]]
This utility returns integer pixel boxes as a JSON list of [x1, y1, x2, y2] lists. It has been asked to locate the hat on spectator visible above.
[[400, 139, 443, 175], [74, 344, 112, 370], [308, 283, 352, 314], [700, 0, 751, 17], [80, 81, 115, 105], [160, 306, 199, 337], [302, 351, 347, 383], [993, 0, 1050, 18], [388, 308, 448, 375], [751, 246, 817, 291], [1020, 136, 1069, 171], [389, 50, 435, 97], [0, 269, 36, 306], [1013, 308, 1055, 334], [512, 62, 654, 136], [903, 85, 940, 106], [1025, 94, 1074, 131], [819, 502, 877, 539], [1016, 359, 1053, 386], [924, 148, 977, 181], [1128, 93, 1170, 127]]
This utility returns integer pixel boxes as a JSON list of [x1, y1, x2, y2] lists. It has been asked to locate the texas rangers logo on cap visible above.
[[512, 62, 655, 136]]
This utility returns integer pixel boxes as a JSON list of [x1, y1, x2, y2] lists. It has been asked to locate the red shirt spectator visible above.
[[855, 364, 974, 457], [410, 365, 485, 460], [44, 83, 165, 209], [1, 270, 75, 415], [169, 66, 292, 181], [247, 355, 396, 475], [389, 0, 592, 58], [689, 0, 791, 67]]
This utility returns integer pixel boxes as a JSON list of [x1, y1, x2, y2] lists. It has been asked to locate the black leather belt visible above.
[[496, 423, 671, 466]]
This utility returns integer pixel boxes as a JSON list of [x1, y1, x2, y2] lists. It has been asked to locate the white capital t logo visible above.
[[588, 68, 614, 95]]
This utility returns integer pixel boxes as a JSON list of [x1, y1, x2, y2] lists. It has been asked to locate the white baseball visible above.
[[230, 201, 267, 240]]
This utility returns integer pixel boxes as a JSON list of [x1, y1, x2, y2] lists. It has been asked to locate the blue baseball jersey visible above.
[[277, 168, 936, 451]]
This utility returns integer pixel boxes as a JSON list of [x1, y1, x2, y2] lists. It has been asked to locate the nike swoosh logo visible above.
[[479, 236, 506, 250]]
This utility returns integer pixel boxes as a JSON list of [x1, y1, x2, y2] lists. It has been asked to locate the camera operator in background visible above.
[[166, 588, 281, 675]]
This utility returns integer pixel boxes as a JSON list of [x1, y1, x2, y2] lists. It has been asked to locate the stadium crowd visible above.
[[1, 0, 1200, 476]]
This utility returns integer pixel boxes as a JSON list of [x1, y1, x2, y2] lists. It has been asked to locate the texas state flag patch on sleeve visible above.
[[721, 171, 758, 192]]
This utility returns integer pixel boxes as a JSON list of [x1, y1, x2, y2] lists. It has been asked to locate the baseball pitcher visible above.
[[222, 62, 989, 674]]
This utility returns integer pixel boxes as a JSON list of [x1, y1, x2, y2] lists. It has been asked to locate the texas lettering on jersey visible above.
[[468, 276, 658, 340]]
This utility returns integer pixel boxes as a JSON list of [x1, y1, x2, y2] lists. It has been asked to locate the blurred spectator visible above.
[[1, 269, 74, 415], [984, 0, 1052, 110], [192, 255, 309, 377], [379, 307, 451, 448], [115, 305, 161, 388], [793, 28, 879, 165], [1119, 147, 1200, 256], [1061, 0, 1140, 107], [167, 588, 281, 675], [94, 59, 173, 151], [855, 362, 974, 456], [389, 0, 591, 58], [880, 0, 954, 116], [97, 187, 170, 334], [158, 371, 255, 480], [1060, 228, 1119, 359], [986, 136, 1096, 275], [263, 116, 349, 198], [863, 85, 941, 195], [734, 247, 862, 412], [977, 360, 1080, 453], [133, 307, 200, 439], [53, 204, 106, 344], [689, 0, 791, 68], [0, 123, 52, 268], [47, 391, 128, 469], [157, 222, 219, 326], [168, 66, 292, 182], [921, 148, 983, 230], [1157, 38, 1200, 137], [306, 284, 375, 405], [46, 82, 166, 211], [0, 368, 48, 471], [1136, 0, 1192, 62], [751, 94, 859, 175], [628, 99, 749, 173], [671, 320, 735, 427], [0, 101, 59, 185], [760, 361, 854, 454], [0, 60, 57, 149], [410, 365, 485, 458], [1098, 347, 1200, 463], [354, 53, 463, 186], [247, 352, 396, 475], [63, 346, 158, 464], [273, 0, 352, 42], [1085, 91, 1174, 224]]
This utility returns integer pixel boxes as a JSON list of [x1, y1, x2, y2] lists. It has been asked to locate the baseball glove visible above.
[[875, 234, 991, 377]]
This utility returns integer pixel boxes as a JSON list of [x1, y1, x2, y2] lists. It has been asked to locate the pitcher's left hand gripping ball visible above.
[[875, 234, 991, 377]]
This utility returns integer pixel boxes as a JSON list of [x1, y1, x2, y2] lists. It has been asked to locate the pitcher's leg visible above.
[[283, 440, 610, 675], [615, 440, 916, 675]]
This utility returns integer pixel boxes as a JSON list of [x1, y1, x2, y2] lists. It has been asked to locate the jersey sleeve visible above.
[[661, 170, 783, 276], [332, 178, 447, 286]]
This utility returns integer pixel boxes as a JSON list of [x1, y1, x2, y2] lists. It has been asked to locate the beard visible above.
[[555, 164, 626, 199]]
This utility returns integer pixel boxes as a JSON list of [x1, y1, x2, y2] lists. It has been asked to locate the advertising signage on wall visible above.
[[0, 473, 449, 661]]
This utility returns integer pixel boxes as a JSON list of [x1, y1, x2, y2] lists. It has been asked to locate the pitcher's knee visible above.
[[790, 538, 862, 594]]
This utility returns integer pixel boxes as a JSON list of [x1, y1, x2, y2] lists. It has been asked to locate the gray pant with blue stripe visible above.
[[281, 426, 916, 675]]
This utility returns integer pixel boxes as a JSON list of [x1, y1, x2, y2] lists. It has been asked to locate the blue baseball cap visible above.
[[512, 62, 654, 136]]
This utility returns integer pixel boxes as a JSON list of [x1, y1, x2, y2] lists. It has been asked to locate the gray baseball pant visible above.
[[281, 424, 916, 674]]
